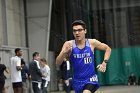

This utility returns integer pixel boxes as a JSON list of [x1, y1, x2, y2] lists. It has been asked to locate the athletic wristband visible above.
[[103, 60, 108, 63]]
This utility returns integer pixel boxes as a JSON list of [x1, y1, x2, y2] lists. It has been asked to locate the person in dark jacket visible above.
[[128, 73, 136, 86], [60, 58, 72, 93], [29, 52, 42, 93], [21, 58, 30, 93]]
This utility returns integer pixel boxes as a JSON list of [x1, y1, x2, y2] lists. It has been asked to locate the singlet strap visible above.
[[72, 40, 77, 48], [85, 39, 90, 47]]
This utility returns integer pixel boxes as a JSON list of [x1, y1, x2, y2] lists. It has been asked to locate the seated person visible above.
[[138, 76, 140, 85], [128, 73, 136, 85]]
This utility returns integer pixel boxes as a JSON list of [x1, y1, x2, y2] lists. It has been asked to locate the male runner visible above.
[[56, 20, 111, 93]]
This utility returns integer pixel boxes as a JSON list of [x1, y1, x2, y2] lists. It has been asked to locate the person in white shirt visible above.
[[11, 48, 23, 93], [40, 58, 50, 93]]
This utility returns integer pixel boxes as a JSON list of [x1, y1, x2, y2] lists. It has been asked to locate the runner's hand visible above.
[[97, 62, 107, 72]]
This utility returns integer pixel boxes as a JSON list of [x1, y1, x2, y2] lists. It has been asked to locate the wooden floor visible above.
[[49, 85, 140, 93]]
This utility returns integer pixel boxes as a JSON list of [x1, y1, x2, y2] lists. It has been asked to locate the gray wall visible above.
[[26, 0, 57, 91], [0, 0, 28, 92], [27, 0, 52, 60]]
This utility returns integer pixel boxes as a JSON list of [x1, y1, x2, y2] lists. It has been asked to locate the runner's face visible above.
[[73, 25, 86, 41]]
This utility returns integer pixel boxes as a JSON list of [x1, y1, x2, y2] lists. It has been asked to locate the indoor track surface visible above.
[[49, 85, 140, 93]]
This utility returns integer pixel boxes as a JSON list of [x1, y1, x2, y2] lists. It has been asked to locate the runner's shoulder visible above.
[[64, 40, 73, 45], [88, 38, 98, 43]]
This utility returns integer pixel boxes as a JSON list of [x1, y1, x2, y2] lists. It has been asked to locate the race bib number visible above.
[[90, 75, 98, 82], [84, 57, 92, 64]]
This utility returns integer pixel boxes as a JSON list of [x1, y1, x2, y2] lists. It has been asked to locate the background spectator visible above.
[[128, 73, 136, 86], [21, 58, 30, 93], [0, 57, 10, 93]]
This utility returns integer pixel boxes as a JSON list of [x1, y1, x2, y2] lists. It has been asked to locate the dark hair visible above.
[[32, 52, 39, 58], [21, 58, 25, 65], [15, 48, 21, 54], [72, 20, 86, 29]]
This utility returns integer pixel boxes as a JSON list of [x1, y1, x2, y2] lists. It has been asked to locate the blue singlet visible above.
[[70, 39, 100, 93]]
